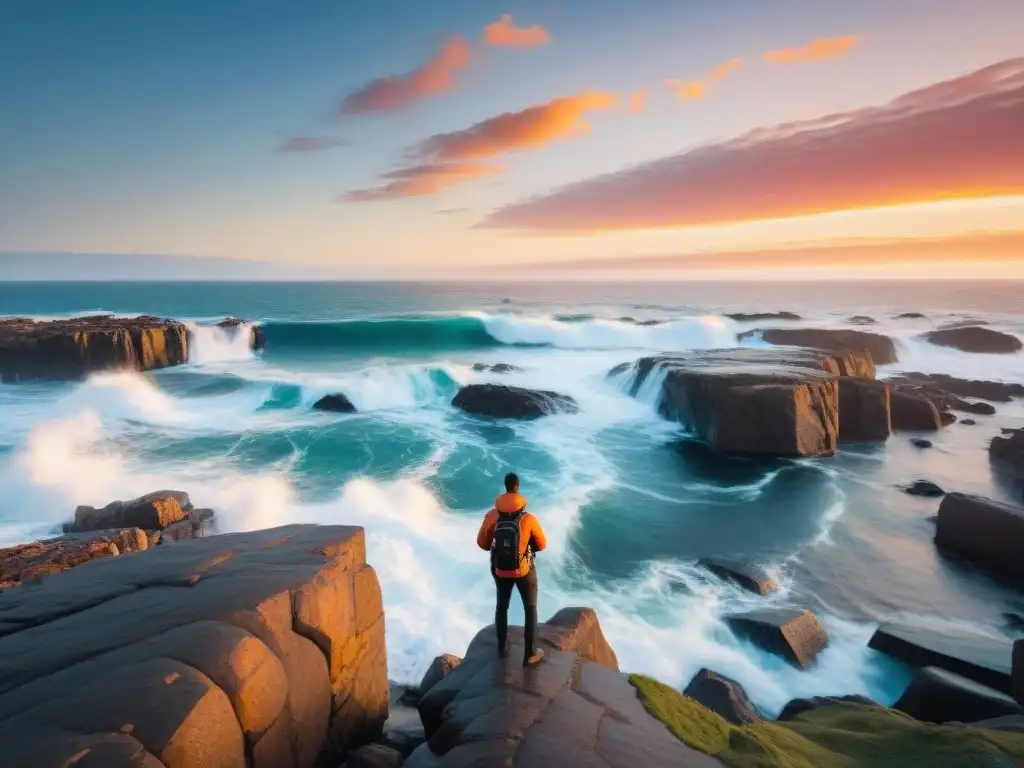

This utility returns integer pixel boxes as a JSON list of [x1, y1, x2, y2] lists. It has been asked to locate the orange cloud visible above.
[[709, 57, 744, 81], [341, 162, 503, 202], [665, 78, 704, 101], [340, 35, 472, 114], [764, 35, 860, 64], [480, 58, 1024, 231], [483, 14, 551, 47], [628, 88, 646, 113]]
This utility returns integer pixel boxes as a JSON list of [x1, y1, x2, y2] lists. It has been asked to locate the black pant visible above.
[[494, 566, 538, 658]]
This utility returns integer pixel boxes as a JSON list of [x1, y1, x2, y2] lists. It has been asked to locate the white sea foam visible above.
[[186, 322, 256, 364], [477, 313, 737, 350]]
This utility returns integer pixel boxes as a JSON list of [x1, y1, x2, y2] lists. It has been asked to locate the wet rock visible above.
[[683, 668, 763, 724], [313, 393, 357, 413], [471, 363, 523, 374], [940, 411, 958, 426], [725, 311, 802, 322], [991, 428, 1024, 484], [698, 557, 778, 595], [724, 607, 828, 668], [68, 490, 194, 533], [890, 390, 943, 431], [607, 362, 632, 378], [903, 480, 945, 498], [419, 654, 462, 698], [0, 528, 147, 588], [777, 695, 878, 721], [911, 437, 934, 448], [215, 317, 265, 350], [747, 327, 898, 366], [888, 376, 1001, 416], [894, 372, 1024, 403], [897, 312, 927, 319], [0, 525, 389, 767], [0, 315, 188, 382], [924, 326, 1022, 354], [847, 315, 877, 325], [935, 492, 1024, 587], [379, 686, 425, 755], [1015, 639, 1023, 704], [838, 377, 891, 443], [452, 384, 579, 420], [961, 418, 978, 426], [344, 743, 403, 768], [895, 666, 1023, 724], [868, 622, 1014, 694]]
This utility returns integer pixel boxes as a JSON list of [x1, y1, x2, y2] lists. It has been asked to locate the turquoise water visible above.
[[2, 280, 1024, 715]]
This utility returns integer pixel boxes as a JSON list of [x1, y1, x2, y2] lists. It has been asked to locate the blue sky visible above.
[[1, 0, 1023, 276]]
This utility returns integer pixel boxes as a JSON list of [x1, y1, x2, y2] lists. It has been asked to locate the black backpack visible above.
[[492, 508, 527, 572]]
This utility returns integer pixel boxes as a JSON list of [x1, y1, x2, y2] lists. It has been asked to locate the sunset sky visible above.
[[1, 0, 1023, 278]]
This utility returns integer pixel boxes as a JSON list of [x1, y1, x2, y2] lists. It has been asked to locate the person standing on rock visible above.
[[477, 472, 548, 667]]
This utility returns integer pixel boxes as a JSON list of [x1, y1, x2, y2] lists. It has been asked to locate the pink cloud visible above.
[[483, 15, 551, 48], [276, 136, 348, 152], [764, 35, 860, 64], [341, 162, 504, 202]]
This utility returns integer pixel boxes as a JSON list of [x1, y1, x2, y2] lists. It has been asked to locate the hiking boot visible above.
[[523, 649, 545, 667]]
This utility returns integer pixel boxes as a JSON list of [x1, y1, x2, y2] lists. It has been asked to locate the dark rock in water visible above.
[[0, 315, 188, 382], [991, 428, 1024, 484], [777, 695, 878, 721], [960, 418, 978, 426], [961, 402, 996, 415], [838, 377, 891, 443], [903, 480, 945, 498], [847, 315, 877, 325], [748, 327, 898, 366], [888, 375, 1001, 416], [419, 653, 462, 698], [0, 528, 148, 588], [69, 490, 194, 533], [869, 622, 1014, 695], [607, 362, 633, 378], [215, 317, 265, 349], [471, 362, 523, 374], [683, 668, 763, 724], [725, 607, 828, 668], [452, 384, 579, 420], [897, 312, 927, 319], [698, 557, 778, 595], [345, 743, 404, 768], [0, 525, 389, 767], [890, 390, 943, 431], [911, 437, 934, 448], [926, 514, 939, 524], [895, 372, 1024, 403], [935, 492, 1024, 587], [924, 326, 1023, 354], [895, 666, 1023, 724], [1002, 613, 1024, 631], [940, 411, 958, 426], [1015, 639, 1023, 704], [725, 311, 802, 322], [313, 393, 357, 413]]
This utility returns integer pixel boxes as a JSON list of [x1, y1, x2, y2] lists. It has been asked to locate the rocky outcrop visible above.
[[697, 557, 778, 595], [924, 326, 1022, 354], [868, 622, 1014, 695], [991, 428, 1024, 484], [313, 393, 357, 413], [683, 668, 762, 724], [215, 317, 266, 350], [890, 390, 943, 431], [724, 607, 828, 668], [935, 492, 1024, 586], [895, 666, 1023, 724], [903, 480, 945, 497], [418, 654, 462, 698], [776, 695, 878, 721], [452, 384, 579, 420], [409, 609, 717, 768], [744, 327, 898, 366], [724, 311, 801, 322], [838, 377, 891, 442], [0, 524, 389, 768], [67, 490, 213, 544], [894, 373, 1024, 403], [888, 373, 1008, 415], [0, 528, 147, 588], [0, 315, 188, 381], [471, 363, 523, 374]]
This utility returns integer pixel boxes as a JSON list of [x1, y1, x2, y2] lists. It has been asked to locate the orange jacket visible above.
[[477, 492, 548, 578]]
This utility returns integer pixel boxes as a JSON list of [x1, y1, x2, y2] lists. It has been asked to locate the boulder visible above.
[[69, 490, 194, 533], [724, 607, 828, 669], [158, 507, 215, 543], [747, 327, 898, 366], [868, 623, 1014, 694], [452, 384, 579, 420], [777, 695, 878, 721], [682, 668, 762, 724], [215, 317, 266, 350], [0, 528, 147, 588], [697, 557, 778, 595], [894, 666, 1023, 724], [924, 326, 1022, 354], [344, 744, 403, 768], [418, 654, 462, 698], [725, 311, 802, 322], [847, 316, 877, 325], [471, 363, 522, 374], [911, 437, 933, 449], [903, 480, 945, 498], [897, 312, 927, 319], [961, 418, 978, 426], [991, 428, 1024, 483], [0, 525, 389, 768], [838, 377, 891, 443], [890, 390, 943, 431], [893, 373, 1024, 403], [313, 393, 357, 413], [887, 375, 1002, 414], [0, 315, 189, 381], [935, 492, 1024, 586], [940, 411, 957, 426]]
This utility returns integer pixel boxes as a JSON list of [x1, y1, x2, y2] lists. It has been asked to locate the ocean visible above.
[[2, 279, 1024, 716]]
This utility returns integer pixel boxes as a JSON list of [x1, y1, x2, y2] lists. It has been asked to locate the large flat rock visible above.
[[0, 528, 147, 588], [0, 315, 188, 381], [935, 492, 1024, 586], [743, 327, 897, 366], [0, 525, 389, 768]]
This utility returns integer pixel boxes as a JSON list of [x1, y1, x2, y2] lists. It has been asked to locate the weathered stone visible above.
[[838, 377, 891, 442], [215, 318, 265, 350], [0, 315, 189, 381], [903, 480, 945, 498], [70, 490, 193, 533], [725, 608, 828, 668], [698, 557, 778, 595], [313, 394, 357, 413], [890, 390, 942, 431], [777, 694, 878, 721], [345, 743, 404, 768], [868, 622, 1013, 695], [748, 327, 898, 365], [935, 492, 1024, 586], [452, 384, 579, 419], [0, 528, 147, 588], [683, 668, 762, 724], [924, 326, 1022, 354], [419, 654, 463, 698], [160, 508, 216, 542], [895, 666, 1023, 724]]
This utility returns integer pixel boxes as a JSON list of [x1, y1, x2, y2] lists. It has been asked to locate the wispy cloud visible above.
[[341, 162, 503, 202], [276, 136, 348, 152], [339, 35, 472, 114], [764, 35, 860, 64], [709, 57, 744, 81], [628, 88, 647, 113], [665, 78, 704, 101], [435, 207, 471, 215], [483, 15, 551, 48], [480, 58, 1024, 231]]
